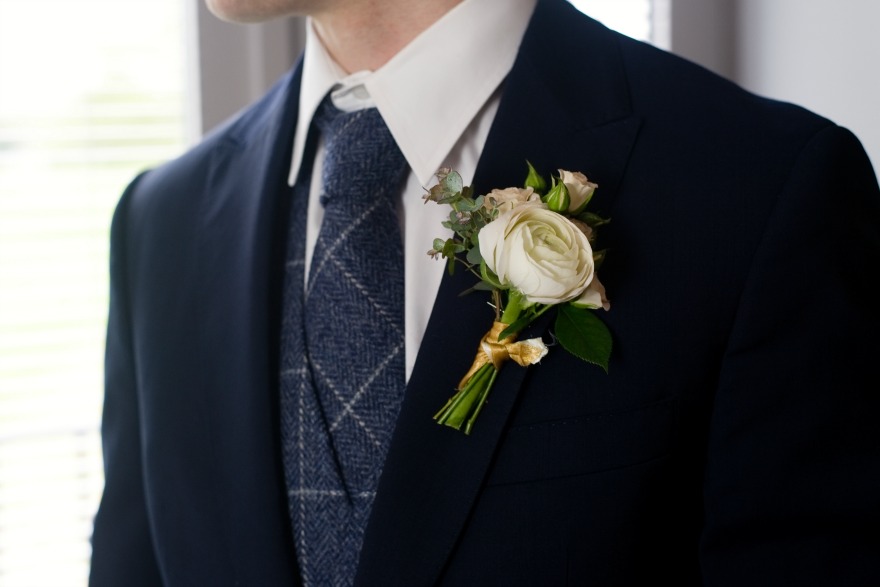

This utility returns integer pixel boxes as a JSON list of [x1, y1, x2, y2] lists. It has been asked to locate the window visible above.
[[0, 1, 192, 584]]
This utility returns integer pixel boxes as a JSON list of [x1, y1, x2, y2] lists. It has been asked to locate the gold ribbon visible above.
[[458, 321, 549, 389]]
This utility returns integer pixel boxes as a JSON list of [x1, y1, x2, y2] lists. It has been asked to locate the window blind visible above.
[[0, 1, 190, 584]]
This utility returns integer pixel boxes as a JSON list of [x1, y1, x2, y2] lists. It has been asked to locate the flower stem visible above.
[[501, 290, 524, 325], [434, 363, 496, 432], [463, 367, 498, 435]]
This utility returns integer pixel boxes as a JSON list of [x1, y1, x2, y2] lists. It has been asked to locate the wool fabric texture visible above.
[[279, 97, 409, 587]]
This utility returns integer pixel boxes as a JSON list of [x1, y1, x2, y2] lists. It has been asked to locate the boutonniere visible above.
[[424, 162, 612, 435]]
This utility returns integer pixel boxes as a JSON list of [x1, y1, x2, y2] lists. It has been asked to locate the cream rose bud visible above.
[[479, 202, 595, 305], [571, 274, 610, 311], [483, 186, 540, 213], [559, 169, 597, 214], [569, 218, 593, 241]]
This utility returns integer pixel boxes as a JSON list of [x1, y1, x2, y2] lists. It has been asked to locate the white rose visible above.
[[559, 169, 597, 214], [483, 186, 540, 213], [479, 202, 595, 305]]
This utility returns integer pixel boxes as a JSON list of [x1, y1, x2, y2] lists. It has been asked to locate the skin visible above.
[[204, 0, 465, 72]]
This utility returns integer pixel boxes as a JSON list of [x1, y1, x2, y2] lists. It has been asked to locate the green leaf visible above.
[[471, 281, 496, 291], [458, 281, 495, 297], [440, 239, 464, 258], [576, 210, 611, 228], [427, 169, 467, 205], [455, 196, 483, 213], [466, 245, 483, 265], [479, 260, 504, 289], [555, 303, 612, 372], [443, 170, 464, 195]]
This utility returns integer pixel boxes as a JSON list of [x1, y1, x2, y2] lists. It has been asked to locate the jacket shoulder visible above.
[[120, 66, 299, 221]]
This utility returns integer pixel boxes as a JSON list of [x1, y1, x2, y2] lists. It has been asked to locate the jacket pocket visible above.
[[485, 398, 677, 486]]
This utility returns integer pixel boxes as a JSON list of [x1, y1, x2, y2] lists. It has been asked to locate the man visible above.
[[89, 0, 880, 585]]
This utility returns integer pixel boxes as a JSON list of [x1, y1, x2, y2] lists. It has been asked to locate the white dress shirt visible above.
[[288, 0, 538, 380]]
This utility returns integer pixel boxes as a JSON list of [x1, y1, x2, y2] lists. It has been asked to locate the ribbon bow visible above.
[[458, 321, 549, 389]]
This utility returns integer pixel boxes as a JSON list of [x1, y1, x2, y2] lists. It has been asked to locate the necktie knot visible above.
[[314, 100, 406, 209]]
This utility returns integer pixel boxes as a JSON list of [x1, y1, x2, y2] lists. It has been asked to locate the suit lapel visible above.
[[193, 65, 303, 582], [356, 1, 641, 584]]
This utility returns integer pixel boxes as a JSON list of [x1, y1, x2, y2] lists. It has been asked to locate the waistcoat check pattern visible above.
[[280, 98, 408, 587]]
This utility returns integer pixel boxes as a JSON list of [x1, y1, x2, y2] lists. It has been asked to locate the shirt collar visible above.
[[288, 0, 538, 187]]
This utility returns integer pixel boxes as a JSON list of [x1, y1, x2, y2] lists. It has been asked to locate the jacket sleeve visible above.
[[699, 125, 880, 584], [89, 174, 164, 586]]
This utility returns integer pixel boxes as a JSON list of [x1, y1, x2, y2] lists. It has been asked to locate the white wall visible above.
[[669, 0, 880, 172], [196, 2, 303, 135], [736, 0, 880, 170], [669, 0, 737, 80]]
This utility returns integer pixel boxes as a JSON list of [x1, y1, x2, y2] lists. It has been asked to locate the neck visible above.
[[312, 0, 465, 73]]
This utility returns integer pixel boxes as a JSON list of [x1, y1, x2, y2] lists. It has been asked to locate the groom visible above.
[[89, 0, 880, 585]]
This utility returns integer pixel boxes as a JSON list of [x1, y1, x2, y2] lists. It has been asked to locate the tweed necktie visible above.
[[280, 96, 408, 587]]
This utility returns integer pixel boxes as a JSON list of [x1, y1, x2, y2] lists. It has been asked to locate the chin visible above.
[[204, 0, 305, 23]]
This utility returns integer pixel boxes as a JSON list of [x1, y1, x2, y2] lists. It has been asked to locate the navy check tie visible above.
[[280, 97, 408, 587]]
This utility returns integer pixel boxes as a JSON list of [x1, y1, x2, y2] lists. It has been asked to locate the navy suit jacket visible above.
[[90, 1, 880, 584]]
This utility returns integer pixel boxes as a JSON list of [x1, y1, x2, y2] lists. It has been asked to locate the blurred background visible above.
[[0, 1, 877, 585]]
